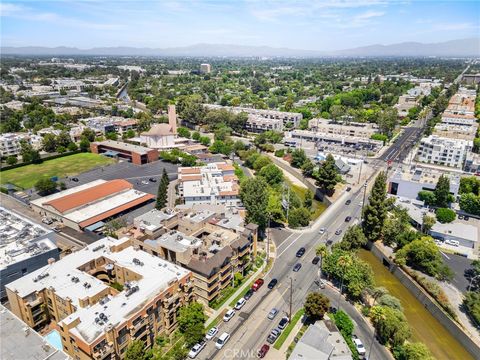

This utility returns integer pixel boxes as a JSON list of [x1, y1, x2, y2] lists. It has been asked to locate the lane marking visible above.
[[440, 251, 450, 260], [277, 234, 302, 258]]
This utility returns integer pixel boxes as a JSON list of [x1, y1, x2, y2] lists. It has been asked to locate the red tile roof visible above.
[[44, 179, 133, 214]]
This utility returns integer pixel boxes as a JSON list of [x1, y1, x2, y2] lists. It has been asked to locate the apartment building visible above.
[[416, 135, 472, 169], [0, 133, 43, 157], [308, 118, 378, 138], [6, 236, 193, 360], [288, 129, 383, 150], [200, 64, 211, 74], [0, 207, 59, 299], [433, 123, 478, 141], [204, 104, 303, 128], [130, 208, 257, 306], [178, 162, 241, 208], [245, 115, 284, 133], [441, 112, 477, 126]]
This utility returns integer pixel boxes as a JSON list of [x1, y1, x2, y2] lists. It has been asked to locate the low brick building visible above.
[[90, 140, 158, 165]]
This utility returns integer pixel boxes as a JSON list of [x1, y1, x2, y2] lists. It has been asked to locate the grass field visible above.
[[1, 153, 114, 189], [286, 179, 327, 220]]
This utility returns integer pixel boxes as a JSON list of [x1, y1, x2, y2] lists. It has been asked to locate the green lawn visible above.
[[1, 153, 114, 189], [286, 180, 327, 220]]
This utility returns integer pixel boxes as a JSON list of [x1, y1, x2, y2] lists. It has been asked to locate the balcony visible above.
[[92, 344, 113, 360]]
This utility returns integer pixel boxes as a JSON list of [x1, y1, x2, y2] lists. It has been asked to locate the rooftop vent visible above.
[[132, 258, 144, 266], [92, 244, 105, 252]]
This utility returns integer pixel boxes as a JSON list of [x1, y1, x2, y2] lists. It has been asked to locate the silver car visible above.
[[267, 308, 279, 320]]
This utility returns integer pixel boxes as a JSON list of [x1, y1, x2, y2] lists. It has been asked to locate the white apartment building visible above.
[[245, 115, 283, 133], [178, 163, 241, 207], [204, 104, 303, 128], [0, 133, 42, 157], [308, 118, 378, 138], [416, 135, 472, 169], [441, 112, 477, 126]]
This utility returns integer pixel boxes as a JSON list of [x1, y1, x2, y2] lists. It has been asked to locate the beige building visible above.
[[6, 236, 193, 360], [308, 118, 378, 138]]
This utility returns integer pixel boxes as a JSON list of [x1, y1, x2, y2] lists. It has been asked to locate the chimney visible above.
[[168, 105, 177, 135]]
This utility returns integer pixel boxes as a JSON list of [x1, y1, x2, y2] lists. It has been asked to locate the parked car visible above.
[[314, 279, 326, 289], [267, 279, 278, 289], [464, 215, 470, 221], [345, 200, 351, 205], [278, 316, 290, 330], [335, 229, 342, 235], [223, 309, 235, 322], [312, 256, 320, 265], [205, 327, 218, 340], [345, 216, 352, 222], [42, 218, 53, 225], [326, 239, 333, 246], [296, 247, 306, 257], [141, 180, 149, 185], [329, 306, 337, 314], [267, 308, 279, 320], [188, 340, 206, 358], [71, 177, 79, 182], [352, 336, 366, 356], [458, 214, 464, 220], [258, 344, 270, 358], [445, 239, 460, 247], [293, 263, 302, 272], [346, 187, 352, 192], [215, 332, 230, 349], [235, 298, 246, 310], [149, 177, 157, 182], [244, 288, 254, 300], [318, 227, 326, 234], [267, 329, 281, 344], [252, 278, 264, 291]]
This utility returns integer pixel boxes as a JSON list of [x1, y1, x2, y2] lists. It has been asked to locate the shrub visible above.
[[274, 149, 285, 157], [435, 208, 456, 223], [288, 207, 311, 228]]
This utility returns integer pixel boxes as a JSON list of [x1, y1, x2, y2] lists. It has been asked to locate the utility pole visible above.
[[361, 181, 368, 223], [289, 277, 293, 320], [266, 216, 271, 261]]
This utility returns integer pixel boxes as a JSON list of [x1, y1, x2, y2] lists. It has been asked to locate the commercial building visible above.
[[245, 115, 284, 133], [6, 237, 193, 359], [416, 135, 472, 169], [0, 207, 59, 299], [31, 179, 155, 231], [200, 64, 211, 74], [287, 130, 383, 150], [130, 208, 257, 306], [441, 112, 477, 126], [394, 95, 418, 117], [140, 105, 178, 149], [433, 123, 478, 141], [465, 152, 480, 174], [204, 104, 303, 128], [178, 162, 241, 207], [388, 167, 460, 199], [1, 304, 70, 360], [288, 318, 352, 360], [308, 118, 378, 138], [90, 140, 159, 165]]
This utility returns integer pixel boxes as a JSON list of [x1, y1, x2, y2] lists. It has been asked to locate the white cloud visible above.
[[354, 10, 385, 20]]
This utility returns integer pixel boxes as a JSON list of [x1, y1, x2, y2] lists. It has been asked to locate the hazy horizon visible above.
[[1, 1, 479, 51]]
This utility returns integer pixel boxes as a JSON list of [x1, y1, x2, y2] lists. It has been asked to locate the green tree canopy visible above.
[[315, 154, 339, 196], [288, 207, 311, 228], [258, 163, 283, 185], [434, 175, 452, 207], [304, 292, 330, 321], [240, 177, 269, 230], [363, 172, 387, 242], [371, 305, 411, 348], [338, 225, 367, 250], [35, 178, 57, 195]]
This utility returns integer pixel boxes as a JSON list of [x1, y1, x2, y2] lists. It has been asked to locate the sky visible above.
[[1, 0, 479, 51]]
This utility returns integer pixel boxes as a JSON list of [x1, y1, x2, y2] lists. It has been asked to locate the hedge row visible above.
[[0, 150, 83, 172]]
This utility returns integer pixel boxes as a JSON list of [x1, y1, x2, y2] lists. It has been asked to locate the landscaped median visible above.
[[273, 308, 305, 350]]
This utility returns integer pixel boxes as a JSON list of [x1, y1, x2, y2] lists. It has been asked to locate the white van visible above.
[[215, 332, 230, 349]]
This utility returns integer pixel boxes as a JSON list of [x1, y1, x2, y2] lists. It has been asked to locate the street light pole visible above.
[[361, 181, 368, 224], [289, 277, 293, 320]]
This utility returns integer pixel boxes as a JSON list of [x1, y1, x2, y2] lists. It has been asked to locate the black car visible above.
[[296, 247, 306, 257], [71, 177, 79, 182], [149, 178, 157, 182], [329, 306, 338, 314], [326, 239, 333, 246], [267, 279, 278, 289], [345, 200, 351, 205], [244, 289, 254, 300], [335, 229, 342, 235], [346, 187, 352, 192], [293, 263, 302, 272], [464, 215, 470, 221], [345, 216, 352, 222], [278, 316, 289, 330], [312, 256, 320, 265]]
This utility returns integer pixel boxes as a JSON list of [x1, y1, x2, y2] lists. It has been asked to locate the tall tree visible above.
[[315, 244, 328, 278], [339, 225, 367, 250], [304, 292, 330, 321], [42, 133, 57, 152], [434, 175, 451, 208], [156, 169, 169, 209], [240, 177, 269, 230], [124, 340, 146, 360], [177, 303, 206, 348], [363, 172, 387, 242], [315, 154, 339, 196]]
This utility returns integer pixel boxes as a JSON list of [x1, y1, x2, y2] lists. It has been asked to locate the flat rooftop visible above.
[[145, 230, 202, 253], [181, 210, 216, 224], [134, 208, 177, 231], [94, 140, 153, 155], [1, 305, 69, 360], [7, 237, 190, 345], [0, 207, 56, 270], [391, 167, 460, 187]]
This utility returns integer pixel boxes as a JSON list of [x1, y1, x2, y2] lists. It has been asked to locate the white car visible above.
[[188, 340, 206, 358], [353, 337, 366, 356], [234, 297, 246, 310], [141, 180, 149, 185], [445, 239, 459, 247], [319, 227, 326, 235], [205, 326, 218, 340], [223, 309, 235, 322], [215, 332, 230, 349]]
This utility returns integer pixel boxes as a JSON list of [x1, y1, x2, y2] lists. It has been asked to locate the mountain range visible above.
[[2, 38, 479, 57]]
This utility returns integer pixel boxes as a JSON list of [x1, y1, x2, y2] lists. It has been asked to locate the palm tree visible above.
[[315, 244, 328, 279]]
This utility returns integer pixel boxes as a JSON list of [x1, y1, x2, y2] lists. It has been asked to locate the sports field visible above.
[[1, 153, 114, 189]]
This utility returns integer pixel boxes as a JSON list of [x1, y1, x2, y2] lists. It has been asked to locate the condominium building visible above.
[[287, 130, 383, 150], [416, 135, 472, 169], [130, 208, 257, 306], [0, 207, 59, 299], [0, 133, 43, 157], [308, 118, 378, 138], [178, 162, 241, 208], [433, 123, 478, 141], [6, 236, 193, 360], [245, 115, 283, 133], [204, 104, 303, 128], [441, 112, 477, 126]]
